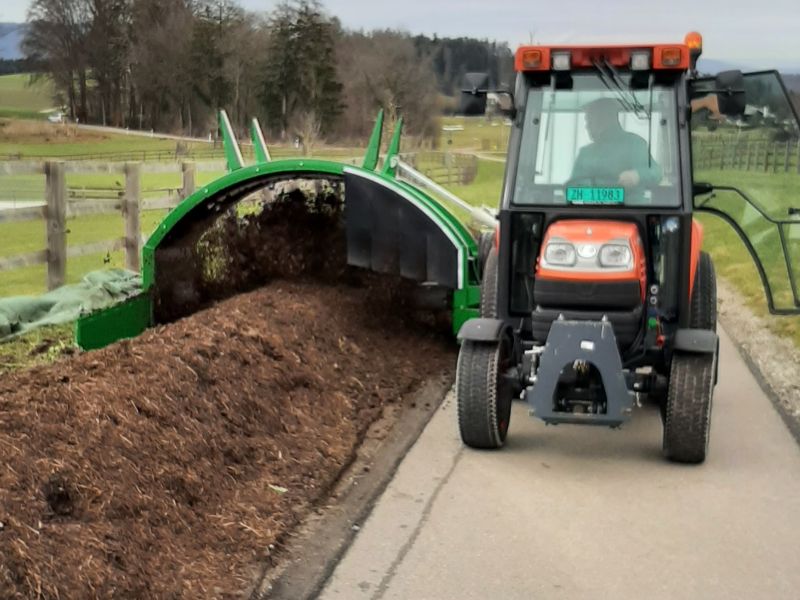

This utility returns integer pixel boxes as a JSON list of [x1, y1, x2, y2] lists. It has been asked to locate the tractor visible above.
[[456, 32, 800, 463]]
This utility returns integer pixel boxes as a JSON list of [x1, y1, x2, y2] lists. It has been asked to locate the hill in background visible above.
[[0, 23, 25, 60]]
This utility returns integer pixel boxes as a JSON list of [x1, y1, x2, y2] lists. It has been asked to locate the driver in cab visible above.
[[570, 98, 662, 191]]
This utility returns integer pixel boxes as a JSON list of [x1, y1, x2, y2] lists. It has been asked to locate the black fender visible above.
[[673, 328, 719, 354], [457, 318, 509, 342]]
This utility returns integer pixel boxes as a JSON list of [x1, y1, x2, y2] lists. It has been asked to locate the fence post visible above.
[[181, 162, 196, 200], [124, 162, 141, 272], [796, 141, 800, 174], [745, 140, 752, 171], [783, 141, 791, 173], [45, 161, 66, 290], [773, 142, 779, 173]]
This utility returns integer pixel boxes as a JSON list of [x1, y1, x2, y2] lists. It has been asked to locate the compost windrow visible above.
[[0, 181, 455, 598], [0, 280, 453, 598], [153, 180, 351, 323]]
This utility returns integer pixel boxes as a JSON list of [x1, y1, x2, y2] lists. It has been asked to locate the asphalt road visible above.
[[319, 326, 800, 600]]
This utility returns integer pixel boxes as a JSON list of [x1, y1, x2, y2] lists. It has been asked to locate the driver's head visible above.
[[584, 98, 622, 141]]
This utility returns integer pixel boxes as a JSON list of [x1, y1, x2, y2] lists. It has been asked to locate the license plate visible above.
[[566, 187, 625, 204]]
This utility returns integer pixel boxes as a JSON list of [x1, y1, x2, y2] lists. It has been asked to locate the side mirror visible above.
[[459, 72, 489, 116], [714, 70, 746, 116], [493, 91, 516, 119]]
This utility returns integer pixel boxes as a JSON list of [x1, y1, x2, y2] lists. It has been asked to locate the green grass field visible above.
[[441, 116, 512, 151], [692, 168, 800, 345], [0, 136, 212, 159], [0, 169, 228, 203], [0, 74, 57, 120]]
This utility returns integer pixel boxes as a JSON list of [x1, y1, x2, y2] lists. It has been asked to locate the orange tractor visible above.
[[456, 33, 800, 462]]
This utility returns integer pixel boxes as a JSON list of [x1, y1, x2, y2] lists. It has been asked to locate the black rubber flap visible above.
[[344, 171, 459, 289]]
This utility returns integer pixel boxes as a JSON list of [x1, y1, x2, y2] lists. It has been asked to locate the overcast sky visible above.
[[4, 0, 799, 68]]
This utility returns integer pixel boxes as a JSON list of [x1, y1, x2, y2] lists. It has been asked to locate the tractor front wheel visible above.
[[662, 352, 715, 463], [456, 335, 513, 449]]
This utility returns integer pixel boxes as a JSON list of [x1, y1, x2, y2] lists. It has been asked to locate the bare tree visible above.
[[291, 109, 322, 155], [336, 30, 439, 145], [23, 0, 92, 121]]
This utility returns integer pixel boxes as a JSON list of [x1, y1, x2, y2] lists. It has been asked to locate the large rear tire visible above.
[[456, 335, 513, 449], [662, 352, 715, 463], [480, 248, 499, 318], [690, 251, 717, 331], [663, 250, 717, 463], [477, 231, 495, 279]]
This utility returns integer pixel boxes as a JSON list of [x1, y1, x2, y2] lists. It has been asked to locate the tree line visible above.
[[22, 0, 513, 146]]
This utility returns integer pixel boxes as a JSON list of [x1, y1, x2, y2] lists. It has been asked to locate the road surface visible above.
[[320, 326, 800, 600]]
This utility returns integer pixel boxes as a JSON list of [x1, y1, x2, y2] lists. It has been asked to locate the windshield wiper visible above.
[[603, 59, 649, 118], [591, 59, 657, 173], [592, 59, 650, 120], [592, 60, 635, 113]]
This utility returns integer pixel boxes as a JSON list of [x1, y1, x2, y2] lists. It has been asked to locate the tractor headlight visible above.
[[544, 242, 577, 266], [598, 243, 633, 268]]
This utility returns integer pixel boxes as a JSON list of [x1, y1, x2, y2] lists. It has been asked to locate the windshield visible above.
[[513, 73, 681, 207]]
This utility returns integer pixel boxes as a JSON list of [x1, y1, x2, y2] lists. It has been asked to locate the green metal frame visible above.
[[75, 110, 481, 350]]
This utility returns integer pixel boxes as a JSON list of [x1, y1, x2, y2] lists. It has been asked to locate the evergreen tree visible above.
[[260, 0, 343, 140]]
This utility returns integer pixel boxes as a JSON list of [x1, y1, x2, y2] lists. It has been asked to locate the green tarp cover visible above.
[[0, 269, 142, 341]]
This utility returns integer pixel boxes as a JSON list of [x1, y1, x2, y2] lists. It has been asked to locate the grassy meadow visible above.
[[0, 73, 57, 120]]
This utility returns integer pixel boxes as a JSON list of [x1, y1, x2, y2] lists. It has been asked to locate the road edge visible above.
[[721, 317, 800, 446], [249, 374, 454, 599]]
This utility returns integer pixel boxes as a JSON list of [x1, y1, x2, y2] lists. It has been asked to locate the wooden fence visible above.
[[0, 145, 250, 164], [402, 152, 479, 185], [1, 151, 481, 293], [0, 161, 201, 290], [693, 138, 800, 174]]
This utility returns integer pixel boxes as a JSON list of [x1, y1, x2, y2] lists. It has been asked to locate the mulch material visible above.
[[153, 182, 348, 323], [0, 280, 454, 598]]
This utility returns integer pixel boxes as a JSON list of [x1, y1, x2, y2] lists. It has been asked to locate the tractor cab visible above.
[[456, 33, 800, 463]]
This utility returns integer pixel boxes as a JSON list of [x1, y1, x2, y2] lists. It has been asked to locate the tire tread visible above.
[[456, 340, 508, 449]]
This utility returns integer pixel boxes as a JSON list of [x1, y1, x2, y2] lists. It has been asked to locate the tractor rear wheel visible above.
[[456, 335, 513, 449], [477, 231, 495, 279], [662, 249, 717, 463], [662, 352, 715, 463], [690, 251, 717, 331], [480, 248, 499, 318]]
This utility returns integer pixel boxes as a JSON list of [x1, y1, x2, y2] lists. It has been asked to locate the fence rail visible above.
[[2, 152, 481, 292], [0, 160, 195, 289], [401, 152, 479, 186], [0, 145, 252, 164]]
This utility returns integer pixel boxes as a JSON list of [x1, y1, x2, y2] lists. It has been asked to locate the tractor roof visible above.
[[514, 41, 695, 73]]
